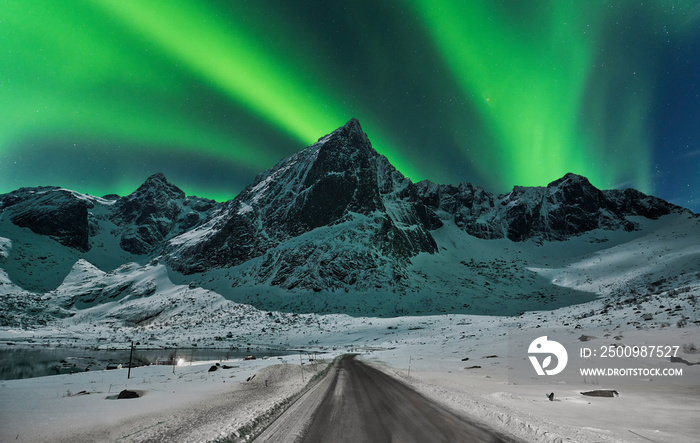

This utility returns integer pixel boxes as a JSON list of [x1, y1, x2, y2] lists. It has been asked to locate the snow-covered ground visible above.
[[1, 307, 697, 442], [1, 212, 699, 441], [0, 352, 331, 443], [368, 320, 700, 443]]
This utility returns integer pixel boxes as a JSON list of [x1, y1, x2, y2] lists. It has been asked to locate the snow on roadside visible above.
[[2, 312, 698, 442], [363, 320, 700, 443], [0, 355, 333, 443], [368, 359, 698, 443], [2, 211, 699, 442]]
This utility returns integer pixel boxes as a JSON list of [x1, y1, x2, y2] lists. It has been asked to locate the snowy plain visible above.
[[1, 314, 698, 442], [1, 211, 699, 442]]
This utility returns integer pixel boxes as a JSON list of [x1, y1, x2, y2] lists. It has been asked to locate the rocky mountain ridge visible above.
[[417, 172, 678, 242], [164, 118, 441, 287], [0, 175, 218, 257], [0, 119, 690, 296]]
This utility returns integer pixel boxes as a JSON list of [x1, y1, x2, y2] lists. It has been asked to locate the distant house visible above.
[[106, 363, 123, 370]]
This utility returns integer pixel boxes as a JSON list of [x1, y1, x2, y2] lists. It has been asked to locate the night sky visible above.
[[2, 1, 699, 211]]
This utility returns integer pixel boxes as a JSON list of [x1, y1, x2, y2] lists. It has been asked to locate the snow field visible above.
[[0, 354, 332, 443]]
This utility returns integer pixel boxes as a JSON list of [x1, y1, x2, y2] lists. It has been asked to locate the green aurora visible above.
[[1, 1, 699, 209]]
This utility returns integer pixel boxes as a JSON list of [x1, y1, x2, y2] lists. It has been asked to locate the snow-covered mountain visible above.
[[0, 174, 217, 291], [1, 118, 699, 325], [0, 187, 95, 252], [110, 172, 218, 255], [0, 173, 217, 257], [416, 172, 679, 242], [164, 118, 441, 291]]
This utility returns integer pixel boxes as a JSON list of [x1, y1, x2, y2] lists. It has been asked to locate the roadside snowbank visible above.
[[0, 354, 330, 443], [1, 282, 697, 442], [365, 324, 700, 443], [371, 361, 699, 443]]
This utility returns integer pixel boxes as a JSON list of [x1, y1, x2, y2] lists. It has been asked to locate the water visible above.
[[0, 346, 295, 380]]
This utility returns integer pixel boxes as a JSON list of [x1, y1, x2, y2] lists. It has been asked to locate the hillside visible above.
[[0, 119, 698, 327]]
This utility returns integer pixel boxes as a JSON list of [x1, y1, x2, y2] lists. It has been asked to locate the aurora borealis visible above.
[[1, 1, 699, 210]]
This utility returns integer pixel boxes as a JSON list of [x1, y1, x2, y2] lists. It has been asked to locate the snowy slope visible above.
[[1, 119, 699, 322], [530, 212, 700, 299], [416, 172, 681, 242], [2, 119, 700, 442], [0, 175, 217, 293], [164, 119, 440, 292]]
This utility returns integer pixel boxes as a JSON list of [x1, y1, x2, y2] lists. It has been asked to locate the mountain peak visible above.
[[341, 117, 364, 138], [317, 118, 371, 152], [131, 173, 185, 200], [547, 172, 593, 189], [164, 117, 440, 277], [145, 172, 168, 184], [112, 173, 188, 254]]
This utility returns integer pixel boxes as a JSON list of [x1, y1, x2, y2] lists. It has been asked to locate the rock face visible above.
[[110, 173, 216, 255], [0, 119, 689, 294], [117, 389, 140, 399], [0, 174, 217, 256], [416, 172, 679, 242], [165, 119, 441, 290], [0, 187, 92, 251]]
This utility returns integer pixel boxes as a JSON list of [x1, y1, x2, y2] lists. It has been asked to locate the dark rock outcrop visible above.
[[0, 187, 91, 251], [117, 389, 140, 399], [111, 173, 216, 255], [416, 172, 681, 242], [165, 119, 441, 288]]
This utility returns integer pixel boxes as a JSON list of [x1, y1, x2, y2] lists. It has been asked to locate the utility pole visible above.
[[300, 353, 304, 383], [128, 341, 134, 379]]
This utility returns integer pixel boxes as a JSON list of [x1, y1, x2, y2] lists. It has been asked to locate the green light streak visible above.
[[0, 0, 278, 176], [1, 0, 421, 200], [6, 0, 691, 202], [90, 0, 420, 180], [90, 0, 326, 141], [409, 0, 614, 189]]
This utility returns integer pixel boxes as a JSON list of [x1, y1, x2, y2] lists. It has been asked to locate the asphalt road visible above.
[[255, 355, 518, 443]]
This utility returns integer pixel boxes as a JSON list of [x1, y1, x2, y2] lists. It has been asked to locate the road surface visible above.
[[255, 355, 518, 443]]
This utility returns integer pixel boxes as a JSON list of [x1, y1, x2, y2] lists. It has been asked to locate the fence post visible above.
[[128, 341, 134, 379], [300, 353, 304, 383]]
